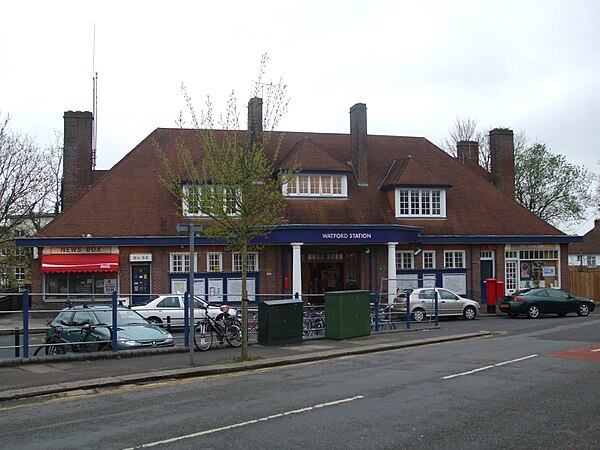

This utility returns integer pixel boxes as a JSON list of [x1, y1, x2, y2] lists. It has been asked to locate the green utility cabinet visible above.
[[325, 290, 371, 340], [258, 299, 303, 345]]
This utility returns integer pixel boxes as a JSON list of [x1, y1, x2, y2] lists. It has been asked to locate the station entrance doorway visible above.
[[303, 246, 362, 298]]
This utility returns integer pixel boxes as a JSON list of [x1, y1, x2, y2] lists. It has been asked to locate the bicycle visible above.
[[194, 305, 242, 351], [33, 321, 108, 356], [247, 310, 259, 339], [303, 305, 325, 337]]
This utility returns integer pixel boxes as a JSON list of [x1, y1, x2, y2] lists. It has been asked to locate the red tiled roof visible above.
[[38, 128, 564, 239], [279, 137, 351, 172], [381, 155, 449, 189]]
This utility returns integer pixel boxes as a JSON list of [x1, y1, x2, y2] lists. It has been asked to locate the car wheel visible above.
[[147, 316, 163, 325], [527, 304, 540, 319], [412, 309, 426, 322], [577, 304, 591, 317], [463, 306, 476, 320]]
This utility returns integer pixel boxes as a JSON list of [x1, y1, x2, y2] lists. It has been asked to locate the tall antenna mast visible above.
[[91, 24, 98, 170]]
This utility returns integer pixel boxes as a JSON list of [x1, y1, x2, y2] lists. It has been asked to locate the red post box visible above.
[[486, 278, 497, 313], [495, 280, 504, 303]]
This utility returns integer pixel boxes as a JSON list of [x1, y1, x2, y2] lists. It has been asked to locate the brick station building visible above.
[[17, 100, 578, 307]]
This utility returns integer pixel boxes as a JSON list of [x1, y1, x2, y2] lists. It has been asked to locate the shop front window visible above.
[[44, 272, 118, 300], [505, 245, 560, 292]]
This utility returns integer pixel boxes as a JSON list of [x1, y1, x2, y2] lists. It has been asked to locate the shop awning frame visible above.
[[41, 254, 119, 273]]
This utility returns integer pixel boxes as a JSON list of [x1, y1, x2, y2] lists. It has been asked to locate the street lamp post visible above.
[[177, 221, 203, 365]]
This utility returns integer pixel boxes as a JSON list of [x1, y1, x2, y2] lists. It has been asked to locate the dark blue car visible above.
[[499, 288, 596, 319]]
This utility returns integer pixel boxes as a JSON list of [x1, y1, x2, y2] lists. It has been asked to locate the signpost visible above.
[[177, 221, 203, 365]]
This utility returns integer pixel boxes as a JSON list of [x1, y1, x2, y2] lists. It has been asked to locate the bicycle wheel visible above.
[[33, 344, 45, 356], [45, 343, 65, 355], [224, 323, 242, 348], [194, 320, 213, 351], [303, 317, 313, 337], [314, 317, 325, 336]]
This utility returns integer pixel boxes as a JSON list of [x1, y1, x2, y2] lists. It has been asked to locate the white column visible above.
[[387, 242, 398, 303], [291, 243, 303, 300]]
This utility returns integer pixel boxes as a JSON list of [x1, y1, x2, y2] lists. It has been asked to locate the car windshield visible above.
[[94, 309, 149, 326]]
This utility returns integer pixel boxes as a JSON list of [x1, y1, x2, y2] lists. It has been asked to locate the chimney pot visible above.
[[63, 111, 94, 212], [350, 103, 368, 186], [247, 97, 263, 148], [489, 128, 515, 198], [456, 140, 480, 169]]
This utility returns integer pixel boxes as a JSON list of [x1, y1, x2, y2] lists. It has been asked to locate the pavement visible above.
[[0, 313, 495, 402]]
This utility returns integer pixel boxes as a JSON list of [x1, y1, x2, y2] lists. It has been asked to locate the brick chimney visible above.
[[247, 97, 263, 148], [350, 103, 368, 186], [489, 128, 515, 199], [62, 111, 93, 212], [456, 140, 480, 170]]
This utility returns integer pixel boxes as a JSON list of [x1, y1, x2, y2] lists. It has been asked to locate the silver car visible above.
[[393, 288, 480, 322]]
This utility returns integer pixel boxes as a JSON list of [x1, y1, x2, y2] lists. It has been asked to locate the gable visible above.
[[380, 155, 451, 190], [278, 137, 351, 172]]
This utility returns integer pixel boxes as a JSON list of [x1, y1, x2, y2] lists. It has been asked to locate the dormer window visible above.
[[183, 184, 240, 217], [284, 174, 347, 197], [395, 188, 446, 218]]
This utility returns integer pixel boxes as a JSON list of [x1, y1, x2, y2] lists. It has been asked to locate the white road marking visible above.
[[442, 354, 538, 379], [591, 348, 600, 353], [122, 395, 365, 449]]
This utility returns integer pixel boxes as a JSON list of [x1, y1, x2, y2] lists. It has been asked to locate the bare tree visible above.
[[441, 117, 529, 172], [0, 114, 58, 245], [440, 117, 489, 169], [157, 54, 297, 360]]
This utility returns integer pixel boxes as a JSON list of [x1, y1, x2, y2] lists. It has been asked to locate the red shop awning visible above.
[[41, 254, 119, 273]]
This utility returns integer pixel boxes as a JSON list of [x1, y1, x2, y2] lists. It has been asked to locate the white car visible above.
[[393, 287, 480, 322], [132, 295, 237, 327]]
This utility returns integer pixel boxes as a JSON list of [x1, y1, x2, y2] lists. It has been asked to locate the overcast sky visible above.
[[1, 0, 598, 232]]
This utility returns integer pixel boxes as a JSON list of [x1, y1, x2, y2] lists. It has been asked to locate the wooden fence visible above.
[[569, 270, 600, 302]]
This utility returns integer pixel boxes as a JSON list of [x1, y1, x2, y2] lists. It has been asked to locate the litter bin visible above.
[[325, 290, 371, 340], [258, 299, 303, 346]]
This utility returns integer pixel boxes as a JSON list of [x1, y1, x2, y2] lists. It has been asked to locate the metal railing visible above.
[[1, 289, 443, 362]]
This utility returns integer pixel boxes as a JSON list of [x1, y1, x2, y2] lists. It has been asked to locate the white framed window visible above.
[[396, 251, 414, 270], [422, 250, 436, 269], [444, 250, 465, 269], [0, 248, 7, 257], [284, 174, 347, 197], [395, 188, 446, 218], [15, 267, 25, 281], [182, 184, 200, 216], [505, 260, 517, 292], [182, 184, 240, 217], [232, 252, 258, 272], [207, 253, 223, 272], [588, 256, 597, 268], [480, 250, 493, 260], [170, 252, 197, 273]]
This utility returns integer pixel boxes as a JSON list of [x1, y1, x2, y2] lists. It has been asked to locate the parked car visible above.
[[46, 304, 174, 350], [393, 287, 480, 322], [499, 288, 596, 318], [132, 295, 237, 327]]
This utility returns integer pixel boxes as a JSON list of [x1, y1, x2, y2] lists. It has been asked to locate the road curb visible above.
[[0, 331, 490, 401]]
